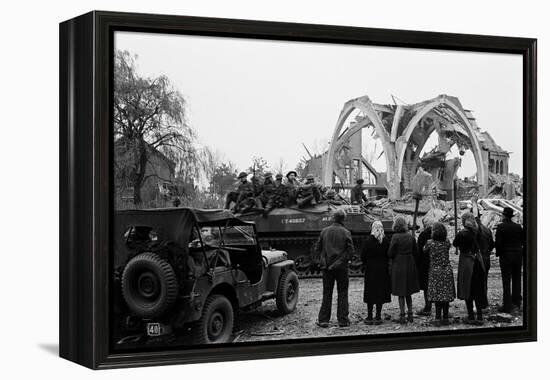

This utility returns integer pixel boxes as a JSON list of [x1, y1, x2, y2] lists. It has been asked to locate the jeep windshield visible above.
[[221, 225, 256, 246], [190, 224, 256, 250]]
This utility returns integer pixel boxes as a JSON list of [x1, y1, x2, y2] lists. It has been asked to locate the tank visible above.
[[239, 202, 394, 277]]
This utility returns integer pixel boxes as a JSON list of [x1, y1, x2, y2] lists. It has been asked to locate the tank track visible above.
[[259, 235, 368, 278]]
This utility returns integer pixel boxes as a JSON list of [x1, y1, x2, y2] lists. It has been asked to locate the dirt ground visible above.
[[234, 255, 523, 342]]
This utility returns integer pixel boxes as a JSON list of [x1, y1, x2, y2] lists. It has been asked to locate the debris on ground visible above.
[[236, 274, 522, 343], [487, 313, 516, 323]]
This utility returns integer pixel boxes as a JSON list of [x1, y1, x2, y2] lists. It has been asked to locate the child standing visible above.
[[423, 222, 456, 326]]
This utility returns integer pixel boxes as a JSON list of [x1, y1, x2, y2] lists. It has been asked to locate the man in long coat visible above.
[[314, 209, 355, 327], [495, 207, 523, 313]]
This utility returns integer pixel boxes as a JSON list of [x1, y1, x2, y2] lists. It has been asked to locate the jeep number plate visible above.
[[146, 323, 162, 336]]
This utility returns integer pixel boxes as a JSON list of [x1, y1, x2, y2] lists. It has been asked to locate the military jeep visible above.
[[113, 207, 299, 345]]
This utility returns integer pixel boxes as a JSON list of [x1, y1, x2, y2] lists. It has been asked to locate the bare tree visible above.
[[113, 50, 198, 205], [247, 156, 269, 177], [274, 157, 287, 177], [200, 146, 223, 193]]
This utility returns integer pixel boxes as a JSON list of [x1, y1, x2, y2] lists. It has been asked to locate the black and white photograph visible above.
[[2, 0, 548, 377], [111, 30, 527, 350]]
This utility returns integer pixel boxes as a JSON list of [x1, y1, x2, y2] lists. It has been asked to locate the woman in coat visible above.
[[361, 220, 391, 325], [415, 217, 434, 315], [453, 212, 487, 324], [388, 216, 420, 324], [424, 222, 456, 326]]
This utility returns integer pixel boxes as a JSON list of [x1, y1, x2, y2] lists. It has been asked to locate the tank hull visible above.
[[239, 204, 393, 277]]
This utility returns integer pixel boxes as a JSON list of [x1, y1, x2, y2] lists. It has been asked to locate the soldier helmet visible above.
[[356, 178, 365, 184], [286, 170, 297, 178], [326, 189, 336, 197], [306, 174, 315, 182], [237, 172, 248, 179], [275, 173, 283, 180], [264, 172, 273, 179]]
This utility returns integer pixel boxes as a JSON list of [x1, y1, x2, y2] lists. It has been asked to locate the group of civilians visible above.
[[314, 205, 523, 328]]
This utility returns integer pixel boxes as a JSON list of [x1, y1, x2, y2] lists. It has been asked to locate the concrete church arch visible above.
[[323, 96, 394, 187], [396, 95, 487, 194]]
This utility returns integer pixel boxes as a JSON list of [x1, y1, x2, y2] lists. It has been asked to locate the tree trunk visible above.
[[132, 139, 148, 206], [133, 183, 142, 206]]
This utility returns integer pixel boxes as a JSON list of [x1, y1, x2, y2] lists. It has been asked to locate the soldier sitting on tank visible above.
[[249, 174, 266, 209], [251, 175, 264, 197], [284, 170, 300, 206], [296, 174, 322, 208], [324, 188, 345, 205], [257, 172, 278, 213], [269, 173, 287, 209], [350, 178, 368, 205], [224, 171, 246, 209], [225, 172, 255, 213]]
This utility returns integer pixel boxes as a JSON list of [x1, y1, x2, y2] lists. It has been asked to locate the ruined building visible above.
[[303, 94, 510, 200]]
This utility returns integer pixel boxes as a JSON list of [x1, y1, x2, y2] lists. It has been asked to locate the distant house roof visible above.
[[114, 137, 177, 174], [145, 143, 176, 173], [480, 132, 508, 155]]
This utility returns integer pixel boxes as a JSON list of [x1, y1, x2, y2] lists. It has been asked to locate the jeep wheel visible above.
[[276, 270, 299, 314], [121, 252, 178, 318], [192, 294, 234, 344]]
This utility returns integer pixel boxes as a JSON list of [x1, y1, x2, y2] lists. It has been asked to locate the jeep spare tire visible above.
[[276, 270, 299, 314], [192, 294, 234, 344], [121, 252, 178, 318]]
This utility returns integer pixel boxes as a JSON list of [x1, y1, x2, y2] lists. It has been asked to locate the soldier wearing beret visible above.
[[296, 174, 321, 208]]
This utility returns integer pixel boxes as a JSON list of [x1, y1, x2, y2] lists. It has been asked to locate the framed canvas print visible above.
[[59, 11, 537, 369]]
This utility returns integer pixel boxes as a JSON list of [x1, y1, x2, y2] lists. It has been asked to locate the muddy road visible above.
[[235, 256, 523, 342]]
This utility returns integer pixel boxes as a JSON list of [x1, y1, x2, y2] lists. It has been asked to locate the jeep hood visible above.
[[261, 250, 288, 266]]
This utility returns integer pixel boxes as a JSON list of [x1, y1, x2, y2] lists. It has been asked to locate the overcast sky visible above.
[[115, 31, 523, 179]]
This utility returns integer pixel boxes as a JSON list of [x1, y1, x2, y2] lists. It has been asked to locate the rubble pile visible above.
[[487, 173, 523, 199], [366, 192, 523, 232], [480, 210, 504, 231]]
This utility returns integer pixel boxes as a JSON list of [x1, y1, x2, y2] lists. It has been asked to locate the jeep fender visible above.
[[265, 259, 296, 293], [174, 275, 238, 326]]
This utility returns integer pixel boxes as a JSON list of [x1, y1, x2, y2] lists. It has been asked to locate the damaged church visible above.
[[302, 94, 515, 201]]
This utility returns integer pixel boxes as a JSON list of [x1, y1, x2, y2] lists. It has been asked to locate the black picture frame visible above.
[[59, 10, 537, 369]]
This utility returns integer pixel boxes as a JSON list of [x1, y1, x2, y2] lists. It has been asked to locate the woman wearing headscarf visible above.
[[388, 216, 420, 324], [415, 216, 434, 316], [453, 212, 488, 324], [361, 220, 391, 325]]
